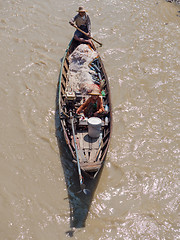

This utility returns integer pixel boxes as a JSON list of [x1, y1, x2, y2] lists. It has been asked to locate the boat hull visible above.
[[58, 39, 112, 179]]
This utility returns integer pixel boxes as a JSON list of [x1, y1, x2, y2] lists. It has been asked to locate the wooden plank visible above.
[[82, 132, 90, 149], [61, 88, 65, 95], [76, 132, 101, 163], [102, 137, 109, 151], [64, 59, 69, 72], [89, 150, 97, 163], [81, 162, 102, 172], [78, 131, 84, 149], [91, 137, 100, 149], [81, 161, 101, 167], [78, 149, 87, 163], [78, 131, 90, 162]]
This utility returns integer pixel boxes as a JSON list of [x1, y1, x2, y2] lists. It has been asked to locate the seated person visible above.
[[76, 89, 104, 118]]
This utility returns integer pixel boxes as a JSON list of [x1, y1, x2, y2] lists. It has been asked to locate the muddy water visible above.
[[0, 0, 179, 239]]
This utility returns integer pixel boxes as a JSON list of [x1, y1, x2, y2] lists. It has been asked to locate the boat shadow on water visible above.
[[55, 83, 103, 236]]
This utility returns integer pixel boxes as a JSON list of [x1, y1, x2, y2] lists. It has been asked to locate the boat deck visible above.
[[75, 129, 102, 172]]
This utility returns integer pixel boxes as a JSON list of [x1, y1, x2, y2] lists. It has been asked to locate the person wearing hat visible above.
[[69, 6, 92, 45], [76, 89, 104, 118]]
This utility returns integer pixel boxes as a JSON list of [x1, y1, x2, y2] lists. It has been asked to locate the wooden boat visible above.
[[58, 38, 111, 180]]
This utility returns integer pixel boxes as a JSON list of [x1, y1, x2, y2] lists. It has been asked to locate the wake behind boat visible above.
[[58, 39, 111, 180]]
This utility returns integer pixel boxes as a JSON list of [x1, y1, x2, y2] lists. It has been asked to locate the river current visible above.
[[0, 0, 179, 239]]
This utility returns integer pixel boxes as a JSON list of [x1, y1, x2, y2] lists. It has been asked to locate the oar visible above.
[[70, 111, 90, 195], [71, 24, 102, 47]]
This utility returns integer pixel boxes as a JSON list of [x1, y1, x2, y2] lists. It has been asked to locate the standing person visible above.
[[76, 89, 104, 118], [69, 6, 92, 46]]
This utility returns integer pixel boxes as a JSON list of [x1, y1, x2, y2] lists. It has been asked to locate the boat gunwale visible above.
[[58, 38, 73, 111]]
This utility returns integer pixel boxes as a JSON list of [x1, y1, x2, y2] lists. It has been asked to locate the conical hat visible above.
[[89, 89, 100, 96], [77, 6, 87, 12]]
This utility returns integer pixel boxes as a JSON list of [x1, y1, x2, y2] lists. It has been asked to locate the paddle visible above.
[[70, 111, 90, 195], [71, 24, 102, 47]]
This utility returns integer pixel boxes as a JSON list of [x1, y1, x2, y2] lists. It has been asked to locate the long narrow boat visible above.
[[58, 38, 111, 179]]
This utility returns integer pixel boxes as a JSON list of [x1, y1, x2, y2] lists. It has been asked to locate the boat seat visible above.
[[80, 162, 102, 172], [78, 120, 88, 127]]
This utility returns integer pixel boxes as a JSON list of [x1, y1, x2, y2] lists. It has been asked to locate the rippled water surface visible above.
[[0, 0, 179, 239]]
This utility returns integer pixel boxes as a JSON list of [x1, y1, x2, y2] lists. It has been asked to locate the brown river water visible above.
[[0, 0, 179, 239]]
